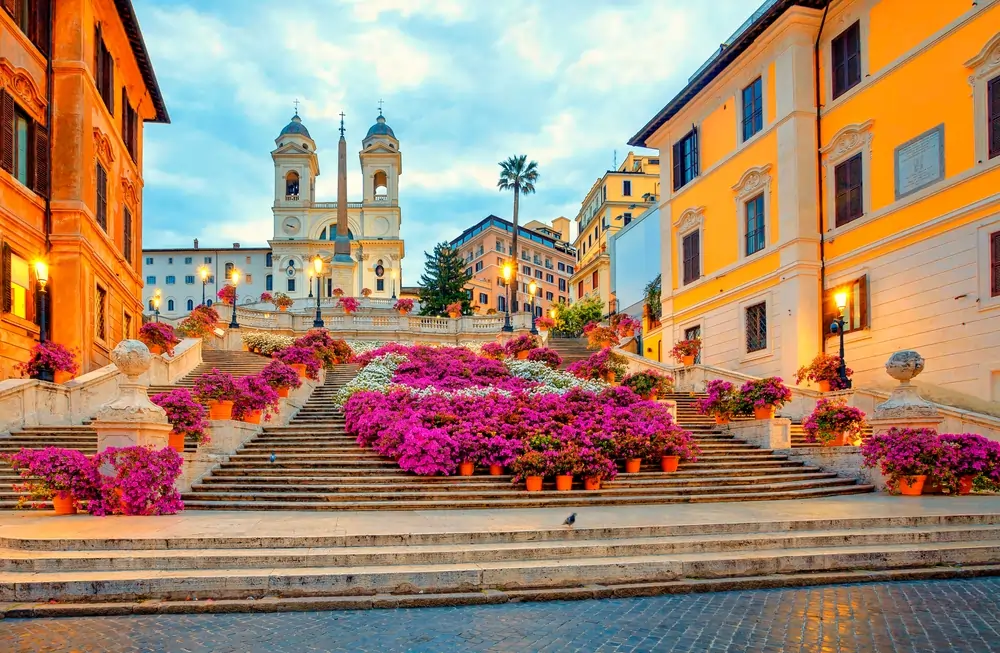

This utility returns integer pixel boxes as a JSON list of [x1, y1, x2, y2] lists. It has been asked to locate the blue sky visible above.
[[136, 0, 767, 280]]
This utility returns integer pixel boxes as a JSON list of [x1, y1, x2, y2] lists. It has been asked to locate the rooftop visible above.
[[450, 215, 577, 256], [115, 0, 169, 123]]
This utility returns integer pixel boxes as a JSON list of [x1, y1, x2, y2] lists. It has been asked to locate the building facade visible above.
[[450, 215, 577, 317], [629, 0, 1000, 403], [1, 0, 168, 379], [610, 206, 662, 357], [570, 152, 660, 313]]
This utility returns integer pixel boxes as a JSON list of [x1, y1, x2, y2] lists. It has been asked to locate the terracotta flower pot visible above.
[[714, 414, 730, 425], [149, 344, 163, 355], [584, 477, 601, 491], [625, 458, 642, 473], [644, 392, 658, 401], [898, 475, 927, 496], [277, 386, 290, 398], [623, 328, 635, 338], [398, 309, 409, 316], [525, 476, 543, 492], [168, 432, 185, 453], [489, 464, 504, 476], [52, 492, 77, 515], [291, 363, 308, 379], [958, 475, 976, 495], [817, 380, 832, 393], [603, 371, 617, 384], [53, 370, 74, 385], [824, 432, 847, 447], [661, 455, 680, 472], [753, 406, 775, 420], [449, 312, 461, 319], [243, 410, 262, 425], [207, 399, 234, 421], [459, 461, 475, 476], [279, 306, 288, 312], [682, 354, 695, 366], [555, 475, 573, 491], [516, 350, 530, 360], [539, 326, 548, 332]]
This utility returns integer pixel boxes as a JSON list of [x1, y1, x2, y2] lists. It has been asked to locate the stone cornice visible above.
[[0, 59, 46, 124]]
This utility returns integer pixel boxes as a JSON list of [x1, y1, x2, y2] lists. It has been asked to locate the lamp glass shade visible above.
[[502, 264, 512, 281], [33, 260, 48, 284], [313, 257, 323, 274], [529, 281, 537, 296], [232, 270, 240, 285], [391, 269, 396, 279], [152, 296, 160, 309], [199, 267, 208, 280], [834, 290, 848, 311]]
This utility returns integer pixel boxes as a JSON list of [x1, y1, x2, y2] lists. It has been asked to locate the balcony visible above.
[[285, 194, 299, 201], [373, 194, 389, 202]]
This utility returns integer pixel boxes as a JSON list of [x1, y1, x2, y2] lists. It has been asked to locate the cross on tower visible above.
[[377, 99, 384, 116], [339, 111, 346, 136], [293, 98, 300, 115]]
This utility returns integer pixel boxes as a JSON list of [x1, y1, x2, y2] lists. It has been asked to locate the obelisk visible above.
[[334, 112, 353, 263]]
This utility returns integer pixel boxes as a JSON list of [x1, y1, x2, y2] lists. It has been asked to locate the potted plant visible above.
[[480, 342, 506, 361], [89, 446, 183, 516], [233, 375, 281, 424], [394, 298, 414, 315], [17, 341, 80, 384], [613, 315, 641, 338], [273, 292, 294, 312], [193, 368, 240, 420], [479, 434, 520, 476], [615, 430, 654, 473], [504, 334, 540, 360], [739, 377, 792, 420], [803, 398, 867, 446], [1, 448, 99, 514], [654, 427, 700, 472], [446, 301, 463, 318], [670, 338, 701, 366], [333, 287, 345, 297], [795, 353, 853, 392], [621, 370, 674, 401], [565, 348, 627, 383], [138, 321, 181, 356], [511, 450, 548, 491], [525, 347, 562, 369], [361, 287, 373, 297], [216, 284, 236, 305], [177, 305, 221, 340], [695, 379, 738, 424], [273, 346, 321, 380], [939, 433, 1000, 495], [577, 447, 617, 490], [338, 296, 360, 315], [584, 322, 619, 349], [151, 388, 210, 451], [860, 427, 949, 495], [545, 447, 582, 491], [535, 316, 555, 332], [259, 359, 303, 398]]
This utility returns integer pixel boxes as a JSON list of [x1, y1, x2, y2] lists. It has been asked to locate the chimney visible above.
[[193, 238, 199, 249], [233, 242, 240, 249]]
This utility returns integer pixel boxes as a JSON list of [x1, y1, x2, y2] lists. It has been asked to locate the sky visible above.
[[135, 0, 768, 280]]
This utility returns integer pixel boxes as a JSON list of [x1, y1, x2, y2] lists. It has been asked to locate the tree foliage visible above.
[[418, 243, 473, 316], [644, 274, 662, 322], [497, 155, 539, 312], [551, 295, 603, 337]]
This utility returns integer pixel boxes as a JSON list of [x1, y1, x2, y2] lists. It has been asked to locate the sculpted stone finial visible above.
[[94, 340, 168, 426], [872, 350, 938, 422]]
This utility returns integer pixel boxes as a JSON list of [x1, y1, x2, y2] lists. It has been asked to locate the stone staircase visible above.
[[0, 425, 97, 510], [546, 337, 591, 366], [182, 382, 873, 510], [789, 422, 874, 447], [148, 349, 271, 396]]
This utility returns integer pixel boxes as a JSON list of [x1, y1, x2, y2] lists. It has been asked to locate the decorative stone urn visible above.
[[869, 349, 941, 435], [92, 339, 173, 453]]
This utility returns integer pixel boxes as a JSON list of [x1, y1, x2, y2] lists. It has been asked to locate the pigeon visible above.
[[563, 513, 576, 528], [269, 453, 276, 463]]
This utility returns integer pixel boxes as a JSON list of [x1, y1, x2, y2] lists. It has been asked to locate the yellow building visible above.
[[629, 0, 1000, 403], [570, 152, 660, 314]]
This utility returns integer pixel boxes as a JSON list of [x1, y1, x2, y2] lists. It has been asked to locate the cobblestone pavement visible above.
[[4, 578, 1000, 653]]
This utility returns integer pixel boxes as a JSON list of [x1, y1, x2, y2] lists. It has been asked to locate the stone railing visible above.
[[141, 338, 203, 386], [0, 364, 121, 434]]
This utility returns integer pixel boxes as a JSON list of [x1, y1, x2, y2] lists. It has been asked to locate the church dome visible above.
[[365, 114, 396, 139], [280, 114, 311, 138]]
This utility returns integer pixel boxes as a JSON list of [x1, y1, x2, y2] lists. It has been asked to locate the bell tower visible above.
[[272, 110, 319, 210], [360, 109, 401, 208]]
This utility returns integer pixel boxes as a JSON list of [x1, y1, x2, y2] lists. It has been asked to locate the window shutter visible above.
[[672, 142, 681, 190], [107, 50, 114, 115], [1, 0, 15, 17], [989, 77, 1000, 160], [0, 91, 14, 174], [691, 127, 700, 178], [32, 123, 49, 197], [30, 0, 50, 56], [121, 87, 128, 153], [992, 232, 1000, 297], [94, 25, 103, 94], [1, 243, 11, 314]]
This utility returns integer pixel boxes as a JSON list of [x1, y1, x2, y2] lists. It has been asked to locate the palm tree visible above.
[[497, 155, 539, 314]]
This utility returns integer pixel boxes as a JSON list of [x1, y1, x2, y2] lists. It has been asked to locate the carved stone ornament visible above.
[[121, 175, 140, 207], [884, 350, 925, 385], [390, 254, 400, 261], [93, 128, 116, 165], [93, 340, 168, 424], [0, 59, 46, 122], [965, 32, 1000, 83], [732, 164, 772, 200], [872, 350, 938, 421], [673, 206, 705, 233], [820, 120, 874, 162]]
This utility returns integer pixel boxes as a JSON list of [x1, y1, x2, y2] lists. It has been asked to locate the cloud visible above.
[[338, 0, 470, 23]]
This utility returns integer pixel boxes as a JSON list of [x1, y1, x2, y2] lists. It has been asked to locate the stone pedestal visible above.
[[92, 340, 172, 453], [177, 452, 227, 492], [201, 420, 260, 456], [729, 418, 791, 449], [869, 350, 942, 434]]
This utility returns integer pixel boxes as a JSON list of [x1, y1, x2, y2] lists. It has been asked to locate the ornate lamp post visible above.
[[198, 266, 209, 306], [152, 290, 161, 323], [229, 270, 240, 329], [391, 268, 397, 299], [501, 263, 513, 332], [831, 289, 852, 389], [313, 255, 324, 328], [34, 260, 49, 343], [528, 280, 538, 335]]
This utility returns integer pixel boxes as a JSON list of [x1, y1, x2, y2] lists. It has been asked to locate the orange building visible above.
[[0, 0, 168, 378]]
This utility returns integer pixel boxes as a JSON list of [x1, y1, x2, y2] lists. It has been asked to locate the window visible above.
[[145, 257, 153, 265], [95, 162, 107, 231], [546, 273, 554, 283], [479, 293, 488, 304], [559, 278, 566, 292], [13, 107, 28, 185], [245, 256, 251, 265], [167, 257, 174, 265], [184, 257, 192, 264], [266, 274, 273, 291], [1, 91, 49, 196], [498, 295, 506, 312], [824, 275, 870, 334], [120, 206, 133, 264], [649, 158, 659, 165], [745, 302, 767, 353], [522, 265, 531, 275], [990, 76, 1000, 160], [94, 24, 115, 115], [224, 262, 234, 279], [578, 280, 584, 297], [834, 153, 864, 226], [146, 276, 155, 284], [623, 180, 632, 196], [559, 296, 566, 304], [265, 252, 273, 267], [185, 275, 194, 284], [287, 279, 295, 292], [204, 257, 212, 264], [567, 266, 574, 275], [623, 213, 632, 227], [475, 261, 483, 272], [684, 325, 702, 364], [165, 276, 176, 285], [832, 22, 861, 100], [592, 271, 599, 288], [245, 274, 252, 283], [682, 231, 700, 285], [2, 247, 30, 319], [742, 77, 763, 141], [535, 270, 543, 280], [745, 194, 765, 256], [95, 284, 107, 341], [121, 88, 138, 161], [123, 311, 132, 339], [148, 299, 153, 310], [167, 299, 175, 312], [207, 276, 214, 284], [602, 217, 609, 232], [672, 128, 699, 190], [545, 291, 553, 301], [186, 299, 194, 311], [466, 266, 473, 277], [558, 262, 565, 272]]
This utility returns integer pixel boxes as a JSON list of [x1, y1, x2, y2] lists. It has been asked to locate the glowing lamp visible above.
[[529, 280, 537, 296], [834, 290, 848, 312], [33, 260, 48, 287], [232, 270, 241, 285], [313, 256, 323, 274]]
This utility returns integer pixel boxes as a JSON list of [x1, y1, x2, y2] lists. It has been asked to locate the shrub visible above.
[[394, 298, 414, 313], [259, 291, 274, 304], [535, 316, 556, 330], [551, 295, 602, 337], [695, 379, 738, 420], [545, 447, 583, 477], [177, 305, 220, 340], [2, 448, 100, 509], [566, 348, 627, 380], [511, 450, 549, 482], [192, 368, 239, 403], [361, 288, 372, 297], [337, 296, 360, 314], [477, 435, 522, 467], [294, 329, 352, 365], [242, 332, 295, 356], [232, 375, 281, 421], [621, 370, 673, 398], [89, 446, 183, 516], [396, 427, 459, 476], [795, 353, 853, 390], [139, 322, 181, 355], [526, 347, 562, 369], [803, 398, 867, 444], [939, 433, 1000, 490], [504, 334, 540, 356], [584, 322, 619, 349], [216, 284, 236, 305], [16, 341, 79, 377], [670, 338, 700, 361], [273, 292, 294, 309], [576, 447, 618, 481], [273, 346, 322, 379], [860, 427, 953, 492], [446, 301, 463, 316], [333, 288, 345, 297], [738, 377, 792, 411], [259, 359, 303, 391], [480, 342, 506, 361], [151, 389, 210, 446], [613, 315, 641, 337]]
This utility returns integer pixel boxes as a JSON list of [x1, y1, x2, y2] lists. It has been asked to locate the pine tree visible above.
[[418, 242, 473, 316]]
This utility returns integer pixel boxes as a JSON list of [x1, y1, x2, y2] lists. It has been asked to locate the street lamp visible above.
[[528, 280, 538, 335], [198, 266, 209, 306], [229, 270, 240, 329], [152, 290, 161, 323], [831, 289, 852, 389], [501, 262, 513, 332], [391, 268, 397, 299], [312, 255, 324, 328], [34, 260, 49, 344], [307, 268, 314, 298]]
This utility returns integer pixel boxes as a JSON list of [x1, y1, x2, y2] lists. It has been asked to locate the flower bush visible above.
[[566, 348, 627, 381], [151, 389, 210, 446], [259, 359, 303, 391], [613, 315, 641, 337], [695, 380, 738, 420], [273, 346, 322, 380], [89, 446, 183, 516], [480, 342, 506, 360], [504, 334, 540, 356], [216, 284, 236, 305], [333, 288, 345, 297], [739, 377, 792, 411], [259, 291, 274, 305], [795, 353, 853, 390], [511, 450, 550, 482], [584, 322, 619, 349], [446, 301, 463, 316], [803, 398, 867, 445], [670, 338, 701, 362], [243, 332, 295, 356], [192, 368, 239, 403], [139, 322, 181, 355], [860, 427, 954, 492], [16, 341, 79, 378], [394, 298, 414, 314], [232, 375, 281, 421], [338, 296, 360, 314], [361, 288, 373, 297], [505, 359, 606, 395], [273, 292, 294, 309], [2, 448, 100, 509], [535, 316, 556, 330], [177, 305, 220, 340], [294, 329, 352, 365], [526, 347, 563, 369], [939, 433, 1000, 490], [621, 370, 673, 398]]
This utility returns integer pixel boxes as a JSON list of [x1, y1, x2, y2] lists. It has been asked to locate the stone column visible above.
[[867, 350, 943, 435], [92, 340, 173, 452]]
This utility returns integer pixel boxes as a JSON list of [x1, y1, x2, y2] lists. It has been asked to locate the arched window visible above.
[[148, 299, 154, 310], [498, 295, 506, 312], [373, 170, 388, 197], [375, 259, 384, 278], [187, 299, 194, 311], [265, 252, 273, 267], [285, 171, 300, 197], [266, 274, 273, 291], [319, 225, 355, 240], [224, 262, 234, 280], [167, 299, 175, 312]]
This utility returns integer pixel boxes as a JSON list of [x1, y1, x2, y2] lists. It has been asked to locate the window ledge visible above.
[[740, 349, 773, 364], [2, 313, 40, 335]]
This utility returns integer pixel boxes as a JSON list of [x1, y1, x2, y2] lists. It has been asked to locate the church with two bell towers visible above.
[[268, 105, 405, 300]]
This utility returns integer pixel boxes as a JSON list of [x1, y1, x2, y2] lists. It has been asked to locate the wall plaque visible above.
[[894, 124, 944, 199]]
